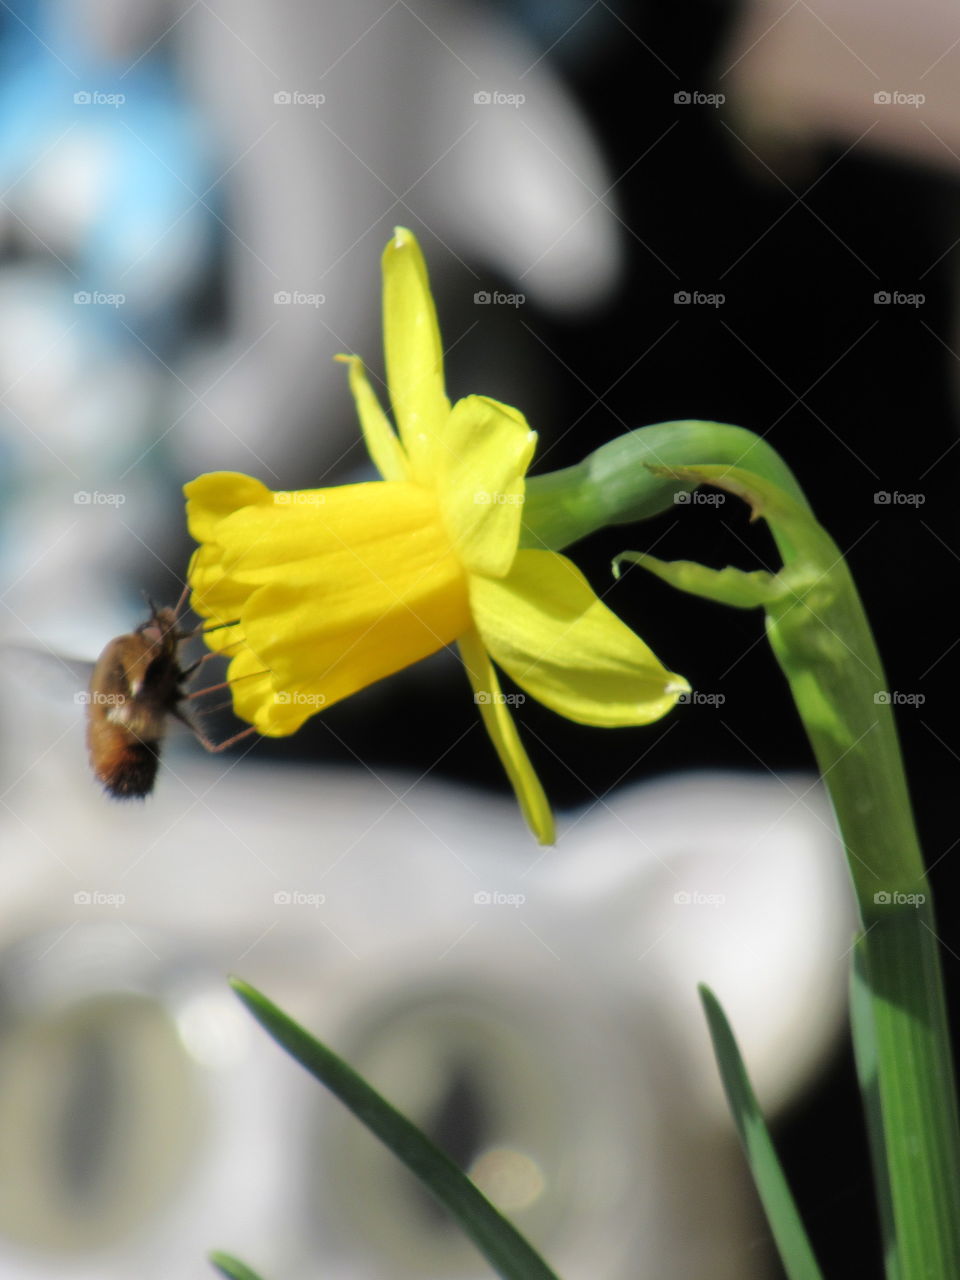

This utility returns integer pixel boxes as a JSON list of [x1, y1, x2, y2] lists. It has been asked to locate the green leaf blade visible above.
[[229, 977, 561, 1280], [209, 1251, 268, 1280], [699, 984, 824, 1280], [850, 937, 899, 1280]]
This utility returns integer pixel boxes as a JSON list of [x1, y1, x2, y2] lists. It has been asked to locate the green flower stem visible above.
[[524, 425, 960, 1279], [521, 421, 810, 551]]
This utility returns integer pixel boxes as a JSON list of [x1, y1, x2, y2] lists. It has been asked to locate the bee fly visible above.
[[86, 590, 254, 798]]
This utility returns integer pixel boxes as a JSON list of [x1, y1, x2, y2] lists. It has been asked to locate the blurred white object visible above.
[[173, 0, 624, 470], [0, 684, 855, 1280]]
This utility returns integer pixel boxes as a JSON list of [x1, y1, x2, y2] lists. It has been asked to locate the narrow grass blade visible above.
[[230, 977, 561, 1280], [209, 1252, 268, 1280], [699, 984, 824, 1280], [850, 937, 899, 1280]]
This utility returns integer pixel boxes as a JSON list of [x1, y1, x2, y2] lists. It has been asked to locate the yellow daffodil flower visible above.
[[185, 227, 688, 843]]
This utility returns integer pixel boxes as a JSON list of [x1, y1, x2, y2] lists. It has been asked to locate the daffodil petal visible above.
[[185, 472, 272, 544], [188, 479, 470, 734], [436, 396, 536, 578], [458, 626, 555, 846], [471, 549, 689, 727], [335, 353, 409, 482], [187, 550, 249, 658], [382, 226, 450, 483], [185, 473, 275, 638], [218, 639, 276, 723]]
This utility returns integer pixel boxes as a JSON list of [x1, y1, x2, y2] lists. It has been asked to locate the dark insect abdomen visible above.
[[99, 739, 161, 799]]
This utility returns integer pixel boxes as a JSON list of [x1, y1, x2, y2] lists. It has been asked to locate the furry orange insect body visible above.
[[86, 602, 252, 798], [86, 606, 192, 798]]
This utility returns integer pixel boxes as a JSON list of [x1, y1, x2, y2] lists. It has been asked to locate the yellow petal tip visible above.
[[534, 814, 557, 847], [333, 352, 353, 365]]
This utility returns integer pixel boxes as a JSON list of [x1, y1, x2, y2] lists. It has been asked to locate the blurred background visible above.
[[0, 0, 956, 1276]]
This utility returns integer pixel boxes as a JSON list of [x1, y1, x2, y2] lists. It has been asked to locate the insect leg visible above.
[[171, 580, 192, 620], [178, 617, 242, 641], [183, 677, 233, 699], [179, 651, 220, 680], [193, 723, 258, 753], [184, 665, 268, 698], [172, 705, 258, 753]]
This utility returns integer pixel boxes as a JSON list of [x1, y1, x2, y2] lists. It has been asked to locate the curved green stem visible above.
[[522, 420, 810, 551], [524, 425, 960, 1280]]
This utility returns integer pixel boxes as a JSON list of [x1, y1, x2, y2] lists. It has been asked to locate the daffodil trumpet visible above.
[[185, 228, 689, 844]]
